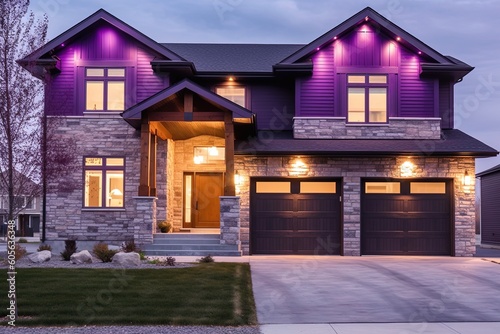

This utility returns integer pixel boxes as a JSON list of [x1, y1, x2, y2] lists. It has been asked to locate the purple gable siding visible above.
[[297, 43, 335, 117], [250, 82, 295, 130], [334, 25, 399, 67], [399, 48, 436, 117], [46, 22, 168, 116], [297, 24, 439, 119]]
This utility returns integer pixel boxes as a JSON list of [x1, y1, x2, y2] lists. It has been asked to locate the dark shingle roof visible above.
[[476, 164, 500, 177], [162, 43, 304, 73], [235, 129, 498, 157]]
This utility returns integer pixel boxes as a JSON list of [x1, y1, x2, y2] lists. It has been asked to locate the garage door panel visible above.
[[253, 198, 294, 212], [251, 179, 341, 255], [362, 179, 452, 256]]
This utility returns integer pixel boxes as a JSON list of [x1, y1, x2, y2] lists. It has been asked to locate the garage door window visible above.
[[256, 181, 291, 193], [410, 182, 446, 194], [300, 182, 336, 193], [365, 182, 400, 194]]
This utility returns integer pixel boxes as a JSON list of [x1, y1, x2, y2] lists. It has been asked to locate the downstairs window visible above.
[[84, 157, 124, 208]]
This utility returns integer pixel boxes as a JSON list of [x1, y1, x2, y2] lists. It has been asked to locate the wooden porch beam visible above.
[[184, 92, 193, 121], [149, 132, 157, 197], [138, 119, 151, 196], [148, 111, 225, 122], [149, 122, 173, 140], [224, 111, 235, 196]]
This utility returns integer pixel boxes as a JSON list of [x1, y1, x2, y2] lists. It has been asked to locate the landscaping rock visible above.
[[70, 250, 93, 264], [28, 250, 51, 263], [112, 252, 141, 266]]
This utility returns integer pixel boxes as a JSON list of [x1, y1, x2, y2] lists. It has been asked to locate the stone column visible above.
[[133, 196, 156, 245], [220, 196, 241, 250]]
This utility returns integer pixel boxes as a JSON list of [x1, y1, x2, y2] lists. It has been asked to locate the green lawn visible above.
[[1, 263, 257, 326]]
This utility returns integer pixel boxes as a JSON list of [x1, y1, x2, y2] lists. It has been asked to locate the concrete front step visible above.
[[144, 244, 238, 251], [153, 233, 220, 239], [144, 233, 241, 256], [144, 249, 242, 257]]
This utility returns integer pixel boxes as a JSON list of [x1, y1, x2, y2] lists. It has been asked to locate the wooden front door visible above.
[[194, 173, 223, 228]]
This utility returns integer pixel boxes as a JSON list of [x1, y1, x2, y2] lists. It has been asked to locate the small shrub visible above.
[[60, 240, 77, 261], [157, 220, 172, 233], [165, 256, 176, 266], [153, 256, 176, 266], [18, 238, 28, 243], [93, 242, 119, 263], [197, 255, 214, 263], [37, 244, 52, 252], [121, 240, 140, 253], [139, 251, 146, 261], [15, 244, 27, 260]]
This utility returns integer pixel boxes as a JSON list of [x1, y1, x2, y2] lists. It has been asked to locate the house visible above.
[[476, 164, 500, 246], [19, 7, 497, 256], [0, 171, 42, 238]]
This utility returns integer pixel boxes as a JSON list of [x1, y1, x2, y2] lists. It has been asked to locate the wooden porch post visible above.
[[138, 118, 151, 196], [224, 111, 235, 196], [149, 132, 157, 197]]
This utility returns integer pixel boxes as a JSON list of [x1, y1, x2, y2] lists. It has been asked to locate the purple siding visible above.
[[399, 48, 435, 117], [297, 43, 335, 116], [136, 47, 169, 103], [250, 82, 295, 130], [46, 46, 76, 115], [481, 173, 500, 245], [334, 25, 399, 67], [439, 81, 453, 129], [47, 22, 168, 116]]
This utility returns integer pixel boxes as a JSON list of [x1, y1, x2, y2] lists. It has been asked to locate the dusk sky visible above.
[[29, 0, 500, 173]]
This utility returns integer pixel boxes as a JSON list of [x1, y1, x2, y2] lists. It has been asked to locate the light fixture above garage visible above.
[[400, 160, 416, 177], [289, 158, 309, 176]]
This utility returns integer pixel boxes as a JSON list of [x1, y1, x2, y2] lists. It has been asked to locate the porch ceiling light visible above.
[[400, 161, 415, 177]]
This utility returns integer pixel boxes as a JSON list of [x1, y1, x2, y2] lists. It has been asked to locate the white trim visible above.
[[81, 208, 126, 212], [132, 196, 158, 200]]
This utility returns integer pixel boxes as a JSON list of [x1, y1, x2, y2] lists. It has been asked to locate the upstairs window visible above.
[[84, 157, 124, 208], [85, 68, 125, 111], [347, 75, 387, 123], [216, 86, 246, 107]]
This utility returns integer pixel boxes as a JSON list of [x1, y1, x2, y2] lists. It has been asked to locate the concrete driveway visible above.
[[250, 256, 500, 324]]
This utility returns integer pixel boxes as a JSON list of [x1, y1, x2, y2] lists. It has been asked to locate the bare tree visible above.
[[0, 0, 47, 223]]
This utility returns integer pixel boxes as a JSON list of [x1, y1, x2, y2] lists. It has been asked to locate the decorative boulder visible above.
[[28, 250, 51, 263], [112, 252, 141, 266], [70, 250, 93, 264]]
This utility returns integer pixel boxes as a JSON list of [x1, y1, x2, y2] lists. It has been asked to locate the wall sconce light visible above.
[[400, 160, 415, 177], [234, 172, 242, 186], [463, 171, 471, 186], [289, 158, 309, 176]]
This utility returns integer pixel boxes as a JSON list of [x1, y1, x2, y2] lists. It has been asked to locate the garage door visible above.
[[361, 179, 453, 255], [251, 178, 341, 255]]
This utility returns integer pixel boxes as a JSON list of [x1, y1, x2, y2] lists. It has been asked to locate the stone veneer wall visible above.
[[172, 135, 226, 230], [235, 156, 476, 256], [220, 196, 241, 250], [293, 117, 441, 139], [46, 115, 146, 246]]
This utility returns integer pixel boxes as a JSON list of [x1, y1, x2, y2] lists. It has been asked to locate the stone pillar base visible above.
[[220, 196, 241, 251], [132, 196, 156, 245]]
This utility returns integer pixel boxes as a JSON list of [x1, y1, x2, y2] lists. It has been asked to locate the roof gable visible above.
[[279, 7, 456, 66], [21, 9, 184, 63], [122, 79, 254, 127]]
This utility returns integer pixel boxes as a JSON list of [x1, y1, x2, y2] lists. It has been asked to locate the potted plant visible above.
[[157, 220, 172, 233]]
